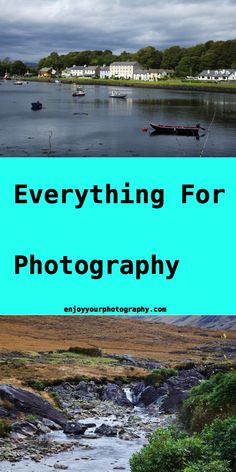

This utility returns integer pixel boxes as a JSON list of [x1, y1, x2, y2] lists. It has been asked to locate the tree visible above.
[[161, 46, 184, 69], [135, 46, 163, 69], [11, 60, 27, 75]]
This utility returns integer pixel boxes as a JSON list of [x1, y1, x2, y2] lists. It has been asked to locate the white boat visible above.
[[55, 79, 61, 84], [4, 72, 11, 80], [109, 90, 127, 99], [14, 80, 23, 85]]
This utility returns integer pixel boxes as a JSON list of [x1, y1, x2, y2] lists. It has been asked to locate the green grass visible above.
[[145, 368, 178, 386], [27, 76, 236, 92]]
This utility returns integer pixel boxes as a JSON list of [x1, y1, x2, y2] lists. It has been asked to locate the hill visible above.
[[151, 315, 236, 330]]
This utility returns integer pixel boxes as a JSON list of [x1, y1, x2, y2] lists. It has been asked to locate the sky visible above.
[[0, 0, 236, 62]]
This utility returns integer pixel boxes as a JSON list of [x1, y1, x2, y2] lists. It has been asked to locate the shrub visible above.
[[181, 371, 236, 431], [0, 419, 11, 438], [129, 427, 215, 472], [66, 347, 102, 357], [183, 460, 230, 472], [130, 418, 236, 472], [27, 380, 46, 391], [25, 414, 37, 422], [145, 368, 178, 386], [202, 417, 236, 471]]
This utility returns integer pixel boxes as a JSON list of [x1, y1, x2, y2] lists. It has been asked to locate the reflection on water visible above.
[[0, 81, 235, 157]]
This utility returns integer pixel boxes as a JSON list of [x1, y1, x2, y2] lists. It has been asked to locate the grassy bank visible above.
[[27, 76, 236, 93]]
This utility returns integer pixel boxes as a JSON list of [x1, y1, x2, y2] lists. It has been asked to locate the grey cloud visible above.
[[0, 0, 235, 61]]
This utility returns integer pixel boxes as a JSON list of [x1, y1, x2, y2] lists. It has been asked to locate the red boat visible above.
[[72, 90, 85, 97], [150, 123, 201, 136]]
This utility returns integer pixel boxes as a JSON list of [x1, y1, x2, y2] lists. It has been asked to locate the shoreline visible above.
[[26, 76, 236, 94]]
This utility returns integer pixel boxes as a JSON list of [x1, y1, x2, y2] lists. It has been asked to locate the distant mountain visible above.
[[145, 316, 236, 330], [25, 62, 37, 67]]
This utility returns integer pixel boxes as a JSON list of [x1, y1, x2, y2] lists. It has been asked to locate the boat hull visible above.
[[150, 123, 199, 136], [72, 92, 85, 97], [31, 102, 42, 110], [109, 94, 126, 99]]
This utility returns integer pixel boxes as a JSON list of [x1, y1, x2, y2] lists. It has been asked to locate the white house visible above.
[[228, 70, 236, 81], [133, 69, 149, 81], [110, 61, 141, 79], [68, 65, 85, 77], [133, 68, 174, 81], [61, 68, 73, 78], [83, 66, 100, 77], [197, 69, 236, 81], [100, 66, 110, 79], [148, 69, 174, 80]]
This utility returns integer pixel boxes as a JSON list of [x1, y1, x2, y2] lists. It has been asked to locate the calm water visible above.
[[0, 80, 235, 157]]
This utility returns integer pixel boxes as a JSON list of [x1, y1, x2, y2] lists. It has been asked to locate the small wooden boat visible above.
[[150, 123, 201, 136], [31, 101, 42, 110], [109, 90, 127, 99]]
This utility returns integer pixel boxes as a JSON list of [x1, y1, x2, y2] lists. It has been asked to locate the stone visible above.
[[95, 423, 118, 436], [53, 463, 69, 470], [0, 385, 66, 426], [41, 418, 62, 430], [139, 386, 159, 406], [102, 383, 131, 406], [63, 422, 95, 435]]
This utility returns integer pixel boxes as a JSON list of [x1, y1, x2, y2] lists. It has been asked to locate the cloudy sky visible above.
[[0, 0, 235, 62]]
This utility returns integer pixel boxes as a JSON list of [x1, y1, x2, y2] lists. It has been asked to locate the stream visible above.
[[0, 385, 176, 471]]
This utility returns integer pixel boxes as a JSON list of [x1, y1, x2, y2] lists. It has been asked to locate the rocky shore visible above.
[[1, 356, 233, 469]]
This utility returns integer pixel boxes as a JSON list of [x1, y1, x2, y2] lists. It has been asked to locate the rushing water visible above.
[[0, 80, 235, 157], [0, 409, 175, 471]]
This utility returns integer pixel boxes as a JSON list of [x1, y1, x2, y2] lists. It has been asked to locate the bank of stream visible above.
[[0, 380, 179, 471]]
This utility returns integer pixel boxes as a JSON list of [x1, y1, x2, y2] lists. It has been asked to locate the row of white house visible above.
[[61, 62, 174, 81], [40, 64, 236, 82], [197, 69, 236, 81]]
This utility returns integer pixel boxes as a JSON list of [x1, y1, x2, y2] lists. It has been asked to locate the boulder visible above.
[[54, 464, 69, 470], [95, 423, 118, 436], [102, 383, 131, 406], [0, 384, 66, 426], [75, 381, 99, 400], [41, 418, 62, 430], [139, 386, 160, 406], [0, 406, 17, 419], [63, 422, 95, 435], [160, 369, 204, 413]]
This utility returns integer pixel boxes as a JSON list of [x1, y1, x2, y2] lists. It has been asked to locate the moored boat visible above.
[[109, 90, 127, 99], [72, 89, 85, 97], [72, 86, 85, 97], [14, 80, 23, 85], [4, 72, 11, 80], [150, 123, 201, 136], [31, 101, 42, 110]]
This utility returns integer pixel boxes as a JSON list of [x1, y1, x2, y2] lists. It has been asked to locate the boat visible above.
[[55, 79, 61, 84], [4, 72, 11, 80], [14, 80, 23, 85], [72, 89, 85, 97], [150, 123, 202, 136], [31, 101, 42, 110], [109, 90, 127, 99]]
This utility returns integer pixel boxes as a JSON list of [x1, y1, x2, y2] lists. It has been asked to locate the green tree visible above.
[[11, 60, 27, 75], [135, 46, 163, 68], [161, 46, 184, 69]]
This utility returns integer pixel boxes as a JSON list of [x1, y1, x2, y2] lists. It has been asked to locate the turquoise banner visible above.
[[0, 158, 235, 315]]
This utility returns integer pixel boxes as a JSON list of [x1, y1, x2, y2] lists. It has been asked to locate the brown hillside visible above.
[[0, 316, 235, 363]]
